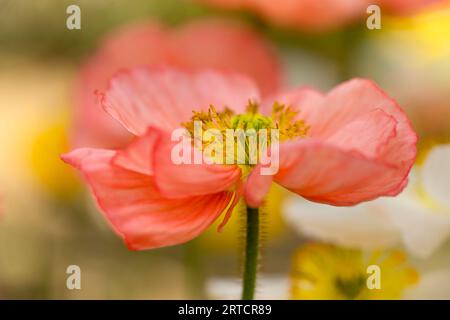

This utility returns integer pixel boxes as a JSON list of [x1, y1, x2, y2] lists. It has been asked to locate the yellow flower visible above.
[[0, 58, 79, 200], [290, 243, 418, 300], [379, 6, 450, 62], [28, 112, 80, 200]]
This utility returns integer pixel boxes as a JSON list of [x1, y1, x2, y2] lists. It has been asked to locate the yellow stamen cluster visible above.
[[182, 101, 309, 167], [182, 105, 234, 138], [270, 102, 309, 141], [182, 100, 309, 148]]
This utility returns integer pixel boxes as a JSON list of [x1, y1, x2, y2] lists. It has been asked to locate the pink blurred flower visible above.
[[201, 0, 368, 31], [62, 67, 417, 250], [199, 0, 447, 31], [72, 19, 281, 149], [377, 0, 447, 15]]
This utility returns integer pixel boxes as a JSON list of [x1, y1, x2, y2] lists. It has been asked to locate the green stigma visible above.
[[335, 276, 366, 300], [230, 101, 274, 131]]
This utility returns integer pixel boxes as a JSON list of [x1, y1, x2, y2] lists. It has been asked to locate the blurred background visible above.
[[0, 0, 450, 299]]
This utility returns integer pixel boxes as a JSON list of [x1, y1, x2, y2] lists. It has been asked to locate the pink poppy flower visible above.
[[72, 19, 281, 149], [62, 67, 417, 250], [199, 0, 447, 31]]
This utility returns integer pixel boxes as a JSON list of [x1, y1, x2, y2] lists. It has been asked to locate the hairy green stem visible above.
[[241, 206, 259, 300]]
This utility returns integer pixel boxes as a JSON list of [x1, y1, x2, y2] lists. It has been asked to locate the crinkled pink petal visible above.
[[269, 79, 417, 167], [100, 67, 260, 135], [151, 127, 242, 198], [61, 148, 235, 250], [321, 79, 417, 172], [112, 128, 159, 176], [274, 139, 409, 206], [324, 109, 398, 159]]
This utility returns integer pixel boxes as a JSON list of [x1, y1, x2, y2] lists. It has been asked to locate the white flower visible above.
[[283, 144, 450, 258]]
